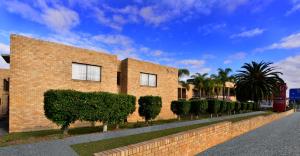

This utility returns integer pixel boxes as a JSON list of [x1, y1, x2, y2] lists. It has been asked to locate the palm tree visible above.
[[203, 78, 215, 98], [190, 73, 208, 98], [235, 61, 284, 102], [210, 74, 222, 99], [178, 68, 190, 90], [217, 68, 234, 100]]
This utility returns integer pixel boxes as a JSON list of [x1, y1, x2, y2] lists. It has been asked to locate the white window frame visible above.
[[72, 63, 101, 82], [140, 72, 157, 87]]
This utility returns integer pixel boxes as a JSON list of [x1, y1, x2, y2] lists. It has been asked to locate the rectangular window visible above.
[[3, 79, 9, 91], [72, 63, 101, 81], [178, 88, 187, 99], [140, 73, 157, 87]]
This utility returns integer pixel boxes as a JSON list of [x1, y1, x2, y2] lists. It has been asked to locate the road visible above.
[[198, 112, 300, 156]]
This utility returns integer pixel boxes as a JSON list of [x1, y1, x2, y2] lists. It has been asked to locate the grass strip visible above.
[[71, 112, 271, 156]]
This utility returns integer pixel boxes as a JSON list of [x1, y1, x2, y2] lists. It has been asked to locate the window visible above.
[[178, 88, 187, 99], [140, 73, 157, 87], [3, 79, 9, 91], [117, 72, 121, 85], [72, 63, 101, 81]]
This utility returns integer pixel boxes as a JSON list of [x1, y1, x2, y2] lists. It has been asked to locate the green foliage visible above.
[[241, 102, 248, 111], [44, 90, 136, 133], [253, 102, 260, 111], [226, 101, 235, 113], [171, 100, 191, 118], [234, 102, 241, 113], [207, 99, 220, 115], [247, 102, 253, 111], [138, 96, 162, 122], [44, 90, 82, 132], [190, 100, 208, 116], [219, 101, 227, 113]]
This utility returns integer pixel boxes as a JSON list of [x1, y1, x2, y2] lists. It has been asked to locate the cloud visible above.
[[230, 28, 265, 38], [275, 54, 300, 89], [198, 23, 227, 35], [176, 59, 211, 74], [286, 0, 300, 15], [224, 52, 246, 64], [139, 6, 172, 26], [3, 0, 80, 33], [0, 43, 10, 54], [256, 32, 300, 52]]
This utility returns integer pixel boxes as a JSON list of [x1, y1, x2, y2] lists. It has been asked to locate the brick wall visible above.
[[0, 69, 9, 118], [9, 35, 119, 132], [94, 110, 294, 156], [123, 58, 178, 121]]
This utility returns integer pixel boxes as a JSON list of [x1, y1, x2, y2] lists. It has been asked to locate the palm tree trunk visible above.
[[223, 84, 225, 101]]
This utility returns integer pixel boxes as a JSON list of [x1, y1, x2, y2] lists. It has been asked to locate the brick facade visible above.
[[6, 34, 178, 132], [94, 109, 294, 156]]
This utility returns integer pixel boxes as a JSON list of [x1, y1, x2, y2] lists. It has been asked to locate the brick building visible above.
[[0, 35, 178, 132]]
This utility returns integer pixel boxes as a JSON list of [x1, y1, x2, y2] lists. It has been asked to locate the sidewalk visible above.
[[0, 111, 265, 156]]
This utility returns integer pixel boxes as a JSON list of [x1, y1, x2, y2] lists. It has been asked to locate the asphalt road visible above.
[[198, 112, 300, 156]]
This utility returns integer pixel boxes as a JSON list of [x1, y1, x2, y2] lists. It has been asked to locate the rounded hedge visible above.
[[171, 100, 191, 118], [138, 96, 162, 122], [190, 100, 208, 116], [207, 99, 220, 115]]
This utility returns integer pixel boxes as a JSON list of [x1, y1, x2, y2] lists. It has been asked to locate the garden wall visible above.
[[94, 109, 294, 156]]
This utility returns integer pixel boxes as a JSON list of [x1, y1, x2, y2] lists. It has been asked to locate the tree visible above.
[[203, 78, 215, 98], [138, 96, 162, 124], [190, 73, 208, 98], [211, 74, 222, 99], [217, 68, 233, 100], [178, 69, 190, 90], [235, 61, 284, 103]]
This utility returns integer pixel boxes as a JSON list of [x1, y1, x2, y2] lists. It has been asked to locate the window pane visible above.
[[140, 73, 148, 86], [72, 63, 86, 80], [87, 65, 100, 81], [148, 74, 156, 87], [117, 72, 121, 85], [178, 88, 182, 99], [182, 88, 186, 99]]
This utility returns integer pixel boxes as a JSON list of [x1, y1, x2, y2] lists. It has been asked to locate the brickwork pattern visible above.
[[94, 110, 294, 156], [9, 35, 119, 132]]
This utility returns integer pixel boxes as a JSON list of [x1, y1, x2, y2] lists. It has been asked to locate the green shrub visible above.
[[44, 90, 136, 133], [207, 99, 220, 116], [138, 96, 162, 123], [234, 102, 241, 113], [219, 101, 227, 113], [253, 102, 260, 111], [190, 100, 208, 117], [241, 102, 248, 111], [226, 101, 235, 114], [171, 100, 191, 120], [247, 102, 253, 111], [44, 90, 82, 134]]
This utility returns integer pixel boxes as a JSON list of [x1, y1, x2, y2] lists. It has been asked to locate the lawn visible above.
[[71, 112, 272, 156], [0, 114, 210, 147]]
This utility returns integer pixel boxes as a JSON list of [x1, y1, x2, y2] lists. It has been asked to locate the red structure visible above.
[[273, 83, 287, 112]]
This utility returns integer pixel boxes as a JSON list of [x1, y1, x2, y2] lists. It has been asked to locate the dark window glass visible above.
[[178, 88, 182, 99], [3, 79, 9, 91], [182, 88, 187, 99]]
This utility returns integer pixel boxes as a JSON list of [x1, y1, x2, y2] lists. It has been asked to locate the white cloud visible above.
[[178, 59, 205, 67], [93, 34, 133, 47], [275, 54, 300, 89], [0, 43, 10, 54], [176, 59, 211, 74], [230, 28, 265, 38], [3, 0, 80, 33], [198, 23, 227, 35], [256, 32, 300, 51], [286, 0, 300, 15], [139, 6, 172, 26], [224, 52, 246, 64]]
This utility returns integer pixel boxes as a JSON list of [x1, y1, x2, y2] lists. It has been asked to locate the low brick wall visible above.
[[94, 110, 294, 156]]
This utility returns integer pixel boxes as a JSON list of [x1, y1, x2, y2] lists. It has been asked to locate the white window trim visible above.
[[72, 63, 101, 82], [140, 72, 157, 87]]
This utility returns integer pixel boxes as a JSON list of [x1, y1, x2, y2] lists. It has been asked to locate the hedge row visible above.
[[138, 96, 162, 123], [44, 90, 136, 133], [171, 99, 258, 118]]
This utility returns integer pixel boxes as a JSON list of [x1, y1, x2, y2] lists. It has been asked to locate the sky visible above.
[[0, 0, 300, 89]]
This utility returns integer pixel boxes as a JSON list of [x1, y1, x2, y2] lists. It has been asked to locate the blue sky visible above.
[[0, 0, 300, 88]]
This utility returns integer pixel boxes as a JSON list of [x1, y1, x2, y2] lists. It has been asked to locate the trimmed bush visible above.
[[190, 100, 208, 117], [226, 101, 235, 114], [207, 99, 220, 116], [234, 102, 241, 113], [138, 96, 162, 123], [241, 102, 248, 111], [253, 102, 260, 111], [247, 102, 253, 111], [171, 100, 191, 120], [219, 101, 227, 113], [44, 90, 82, 134], [44, 90, 136, 133]]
